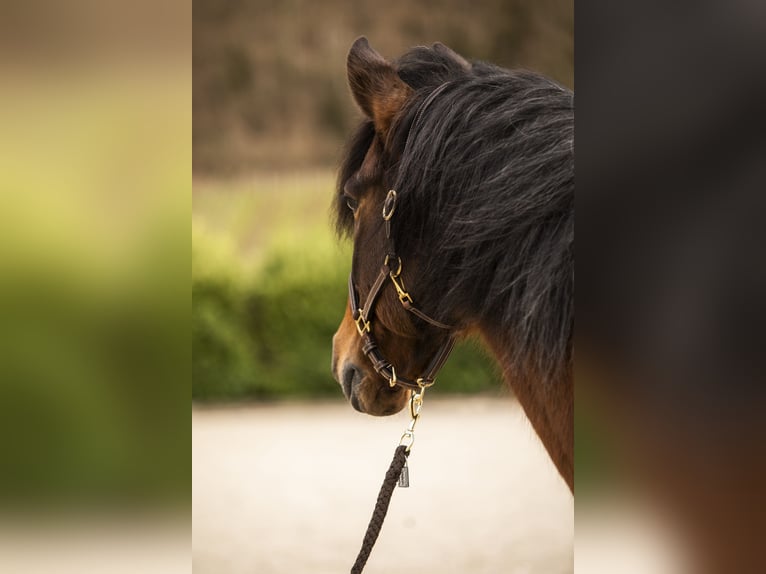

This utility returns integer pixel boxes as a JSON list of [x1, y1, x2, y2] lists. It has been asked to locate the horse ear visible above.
[[432, 42, 471, 70], [347, 37, 412, 135]]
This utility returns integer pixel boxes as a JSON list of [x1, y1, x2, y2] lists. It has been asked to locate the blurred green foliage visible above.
[[192, 173, 503, 401], [0, 70, 189, 509]]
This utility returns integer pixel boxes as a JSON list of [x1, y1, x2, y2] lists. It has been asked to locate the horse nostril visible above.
[[341, 363, 361, 400]]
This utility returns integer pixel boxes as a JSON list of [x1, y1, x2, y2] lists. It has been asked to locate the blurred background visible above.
[[193, 0, 573, 174], [192, 1, 575, 573], [0, 0, 188, 572]]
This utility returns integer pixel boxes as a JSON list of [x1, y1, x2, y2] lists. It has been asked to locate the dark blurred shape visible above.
[[192, 0, 573, 175], [577, 0, 766, 571]]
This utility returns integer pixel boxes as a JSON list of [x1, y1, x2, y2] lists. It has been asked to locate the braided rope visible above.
[[350, 445, 409, 573]]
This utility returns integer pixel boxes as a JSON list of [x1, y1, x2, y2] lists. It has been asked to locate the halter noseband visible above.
[[348, 188, 456, 391]]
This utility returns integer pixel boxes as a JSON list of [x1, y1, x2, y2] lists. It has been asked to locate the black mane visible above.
[[336, 45, 574, 380]]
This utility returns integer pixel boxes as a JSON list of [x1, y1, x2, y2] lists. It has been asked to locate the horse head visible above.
[[330, 37, 574, 490], [330, 37, 466, 416]]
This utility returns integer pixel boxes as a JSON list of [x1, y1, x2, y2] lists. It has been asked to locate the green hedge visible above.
[[192, 221, 502, 401]]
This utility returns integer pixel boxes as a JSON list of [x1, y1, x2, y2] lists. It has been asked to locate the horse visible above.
[[331, 37, 573, 491]]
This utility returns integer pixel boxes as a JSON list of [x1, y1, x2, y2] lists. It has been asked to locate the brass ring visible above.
[[382, 190, 397, 221], [416, 377, 435, 388], [384, 254, 403, 277]]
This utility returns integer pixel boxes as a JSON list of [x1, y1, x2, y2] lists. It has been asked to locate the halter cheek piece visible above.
[[348, 188, 456, 391], [348, 82, 457, 391]]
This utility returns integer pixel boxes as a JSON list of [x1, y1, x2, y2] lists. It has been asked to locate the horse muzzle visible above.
[[337, 361, 365, 412], [333, 350, 408, 417]]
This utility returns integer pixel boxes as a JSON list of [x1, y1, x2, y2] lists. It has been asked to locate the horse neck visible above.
[[478, 323, 574, 492]]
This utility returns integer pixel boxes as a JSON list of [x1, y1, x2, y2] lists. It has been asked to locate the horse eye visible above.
[[345, 195, 358, 213]]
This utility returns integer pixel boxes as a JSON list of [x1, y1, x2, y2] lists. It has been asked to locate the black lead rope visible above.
[[350, 445, 410, 574], [350, 387, 424, 573]]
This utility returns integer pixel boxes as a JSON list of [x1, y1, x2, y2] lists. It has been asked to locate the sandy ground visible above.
[[193, 396, 573, 574]]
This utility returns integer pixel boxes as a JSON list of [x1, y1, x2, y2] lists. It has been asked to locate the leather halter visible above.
[[347, 82, 457, 391], [348, 188, 456, 391]]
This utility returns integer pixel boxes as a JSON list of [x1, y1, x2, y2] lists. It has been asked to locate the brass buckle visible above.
[[355, 311, 371, 335]]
